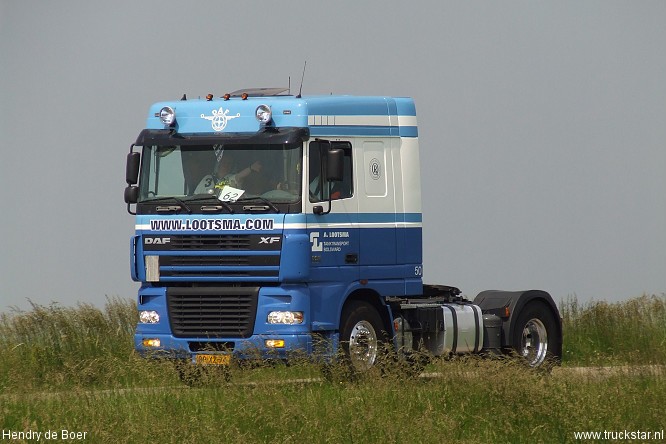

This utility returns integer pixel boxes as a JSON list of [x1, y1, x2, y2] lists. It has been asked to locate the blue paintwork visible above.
[[146, 95, 418, 137], [132, 94, 423, 362]]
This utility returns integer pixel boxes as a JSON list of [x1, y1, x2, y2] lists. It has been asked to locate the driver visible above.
[[195, 150, 261, 194]]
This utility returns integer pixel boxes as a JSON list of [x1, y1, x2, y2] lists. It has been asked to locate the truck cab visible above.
[[125, 88, 562, 372]]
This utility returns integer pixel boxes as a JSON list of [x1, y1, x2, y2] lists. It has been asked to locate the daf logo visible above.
[[145, 237, 171, 245], [259, 236, 280, 244]]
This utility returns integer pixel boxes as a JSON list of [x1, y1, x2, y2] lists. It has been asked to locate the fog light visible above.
[[267, 311, 303, 325], [265, 339, 285, 348], [139, 310, 160, 324], [142, 338, 161, 347]]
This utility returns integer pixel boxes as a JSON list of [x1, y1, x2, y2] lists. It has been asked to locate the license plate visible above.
[[195, 354, 231, 366]]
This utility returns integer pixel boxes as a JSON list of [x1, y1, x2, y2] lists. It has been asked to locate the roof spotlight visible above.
[[255, 104, 272, 125], [159, 106, 176, 126]]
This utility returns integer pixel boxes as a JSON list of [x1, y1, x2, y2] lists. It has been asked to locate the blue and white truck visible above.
[[124, 88, 562, 374]]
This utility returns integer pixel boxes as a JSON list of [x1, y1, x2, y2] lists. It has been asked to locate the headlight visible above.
[[267, 311, 303, 325], [255, 104, 272, 125], [159, 106, 176, 126], [139, 310, 160, 324]]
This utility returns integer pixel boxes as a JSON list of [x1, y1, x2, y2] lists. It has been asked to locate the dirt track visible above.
[[552, 364, 665, 378], [2, 365, 664, 402]]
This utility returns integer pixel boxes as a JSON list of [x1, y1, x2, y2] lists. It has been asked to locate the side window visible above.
[[144, 145, 185, 197], [309, 141, 353, 202]]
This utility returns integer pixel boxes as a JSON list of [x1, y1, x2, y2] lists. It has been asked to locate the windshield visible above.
[[138, 142, 302, 205]]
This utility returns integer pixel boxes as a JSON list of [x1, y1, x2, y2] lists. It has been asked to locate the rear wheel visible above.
[[512, 301, 560, 367]]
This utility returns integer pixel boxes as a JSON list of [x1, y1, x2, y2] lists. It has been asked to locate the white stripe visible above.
[[333, 115, 389, 126], [398, 115, 417, 127], [308, 115, 416, 127], [136, 222, 423, 231], [285, 222, 423, 230]]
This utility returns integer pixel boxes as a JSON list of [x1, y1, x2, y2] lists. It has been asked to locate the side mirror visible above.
[[124, 186, 139, 204], [126, 151, 140, 185], [326, 148, 344, 182]]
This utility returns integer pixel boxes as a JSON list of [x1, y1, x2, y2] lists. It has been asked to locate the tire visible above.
[[339, 301, 387, 373], [511, 301, 561, 368]]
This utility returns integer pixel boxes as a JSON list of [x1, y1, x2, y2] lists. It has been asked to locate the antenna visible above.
[[288, 76, 291, 95], [296, 61, 307, 98]]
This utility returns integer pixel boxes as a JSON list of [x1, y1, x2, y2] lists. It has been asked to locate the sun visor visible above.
[[133, 127, 309, 146]]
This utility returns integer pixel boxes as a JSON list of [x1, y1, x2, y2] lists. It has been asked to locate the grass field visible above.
[[1, 295, 665, 443]]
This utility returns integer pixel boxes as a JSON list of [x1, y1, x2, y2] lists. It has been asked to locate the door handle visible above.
[[345, 254, 358, 264]]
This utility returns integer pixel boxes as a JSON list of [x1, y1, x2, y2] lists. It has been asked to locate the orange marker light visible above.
[[142, 338, 161, 347]]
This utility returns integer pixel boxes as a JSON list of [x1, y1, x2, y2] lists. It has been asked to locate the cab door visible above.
[[305, 140, 359, 282]]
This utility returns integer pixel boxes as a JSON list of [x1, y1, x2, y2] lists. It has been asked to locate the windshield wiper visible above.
[[144, 196, 192, 214], [236, 196, 280, 213], [182, 195, 235, 214]]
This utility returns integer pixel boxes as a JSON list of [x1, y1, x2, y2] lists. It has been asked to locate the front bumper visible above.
[[134, 283, 322, 362], [134, 332, 314, 362]]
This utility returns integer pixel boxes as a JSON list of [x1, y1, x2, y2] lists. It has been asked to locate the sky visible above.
[[1, 1, 664, 312]]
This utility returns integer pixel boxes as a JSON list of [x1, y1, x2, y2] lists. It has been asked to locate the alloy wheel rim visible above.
[[521, 318, 548, 366], [349, 320, 378, 371]]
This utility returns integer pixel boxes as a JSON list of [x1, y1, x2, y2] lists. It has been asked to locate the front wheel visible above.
[[512, 301, 561, 367], [339, 301, 387, 373]]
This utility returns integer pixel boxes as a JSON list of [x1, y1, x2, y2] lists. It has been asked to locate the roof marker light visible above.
[[241, 92, 249, 100], [206, 94, 214, 101], [223, 93, 231, 101]]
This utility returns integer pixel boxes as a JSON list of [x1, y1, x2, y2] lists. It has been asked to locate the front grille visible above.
[[144, 234, 282, 281], [163, 270, 277, 278], [143, 234, 281, 252], [161, 256, 280, 267], [170, 235, 251, 250], [167, 287, 259, 338]]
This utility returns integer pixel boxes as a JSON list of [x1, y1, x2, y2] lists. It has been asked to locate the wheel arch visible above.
[[474, 289, 562, 357], [340, 288, 393, 338]]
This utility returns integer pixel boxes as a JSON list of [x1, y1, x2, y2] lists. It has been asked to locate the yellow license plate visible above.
[[195, 354, 231, 366]]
